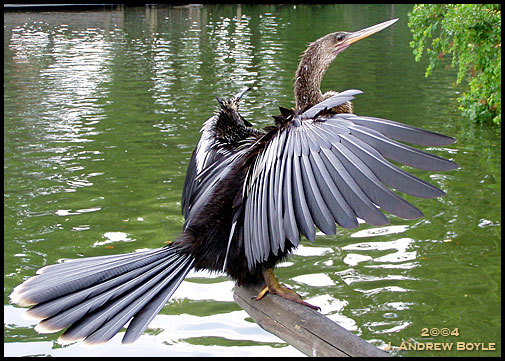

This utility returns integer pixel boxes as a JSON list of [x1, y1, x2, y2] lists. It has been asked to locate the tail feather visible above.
[[59, 254, 192, 345], [86, 256, 195, 345], [123, 257, 194, 344], [10, 244, 194, 345], [35, 248, 164, 275], [11, 248, 171, 306], [32, 254, 176, 330]]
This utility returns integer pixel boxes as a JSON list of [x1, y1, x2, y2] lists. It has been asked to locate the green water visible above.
[[4, 4, 501, 357]]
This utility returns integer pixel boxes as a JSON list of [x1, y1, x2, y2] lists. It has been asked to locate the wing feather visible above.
[[280, 128, 300, 245], [319, 146, 390, 226], [251, 175, 262, 263], [308, 152, 358, 229], [338, 133, 445, 198], [282, 153, 299, 245], [291, 153, 316, 242], [299, 154, 336, 234], [240, 90, 457, 269], [346, 123, 458, 171], [275, 151, 288, 252], [258, 168, 270, 261], [268, 155, 283, 255], [330, 140, 424, 219], [339, 114, 457, 146]]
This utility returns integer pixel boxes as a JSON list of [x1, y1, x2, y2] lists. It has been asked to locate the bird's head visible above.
[[340, 18, 398, 54], [310, 18, 400, 67], [295, 18, 399, 110]]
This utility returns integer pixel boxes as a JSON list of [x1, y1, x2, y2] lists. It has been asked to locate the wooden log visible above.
[[233, 283, 390, 357]]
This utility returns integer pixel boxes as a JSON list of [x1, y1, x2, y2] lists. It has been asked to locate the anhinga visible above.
[[10, 18, 458, 345]]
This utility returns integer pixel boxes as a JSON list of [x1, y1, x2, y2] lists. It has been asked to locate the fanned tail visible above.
[[10, 243, 194, 345]]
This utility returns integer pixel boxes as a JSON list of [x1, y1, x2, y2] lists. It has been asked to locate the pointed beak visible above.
[[346, 18, 399, 45]]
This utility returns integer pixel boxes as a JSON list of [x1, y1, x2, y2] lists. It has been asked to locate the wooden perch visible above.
[[233, 283, 390, 357]]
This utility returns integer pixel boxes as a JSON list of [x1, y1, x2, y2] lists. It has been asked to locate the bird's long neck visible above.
[[294, 42, 332, 111]]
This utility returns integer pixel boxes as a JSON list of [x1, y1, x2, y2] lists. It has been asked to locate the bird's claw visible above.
[[255, 268, 321, 311]]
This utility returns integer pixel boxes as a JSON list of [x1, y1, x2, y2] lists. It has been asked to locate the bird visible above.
[[10, 18, 459, 345]]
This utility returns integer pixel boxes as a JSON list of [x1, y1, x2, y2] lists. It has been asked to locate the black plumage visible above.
[[10, 18, 458, 345]]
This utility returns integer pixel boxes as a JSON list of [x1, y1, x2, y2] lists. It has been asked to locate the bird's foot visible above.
[[255, 268, 320, 311]]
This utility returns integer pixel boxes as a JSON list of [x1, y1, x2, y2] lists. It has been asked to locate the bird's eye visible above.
[[336, 34, 345, 42]]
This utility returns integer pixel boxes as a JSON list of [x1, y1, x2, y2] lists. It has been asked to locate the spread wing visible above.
[[182, 87, 259, 219], [181, 115, 227, 219], [240, 90, 458, 269]]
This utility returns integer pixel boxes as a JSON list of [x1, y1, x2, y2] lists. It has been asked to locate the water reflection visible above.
[[9, 25, 51, 63], [7, 21, 111, 202], [211, 12, 256, 87], [292, 273, 335, 287], [344, 237, 417, 265]]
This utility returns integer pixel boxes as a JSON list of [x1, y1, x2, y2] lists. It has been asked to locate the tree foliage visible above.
[[408, 4, 501, 125]]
